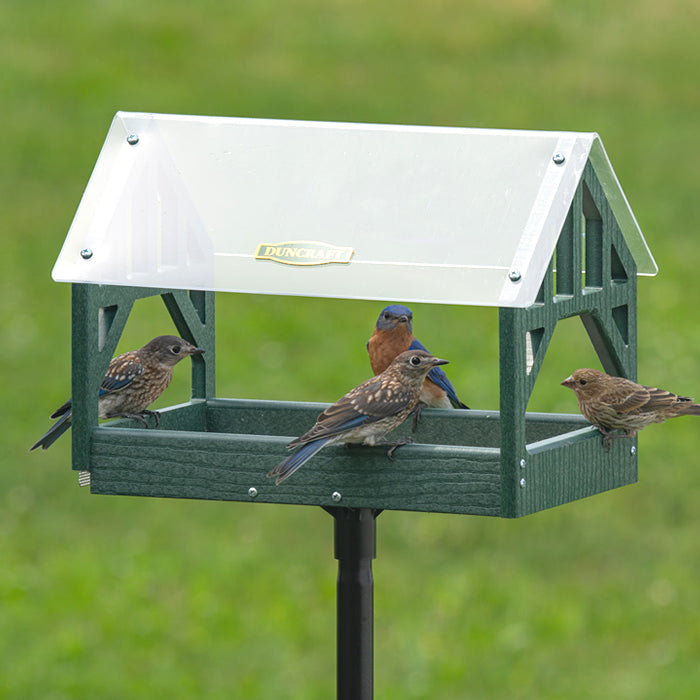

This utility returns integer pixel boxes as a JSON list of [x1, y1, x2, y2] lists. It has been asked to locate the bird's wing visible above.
[[408, 338, 466, 408], [607, 384, 680, 414], [99, 354, 145, 395], [604, 385, 651, 413], [48, 355, 147, 416], [290, 375, 412, 446], [640, 386, 690, 410], [408, 337, 430, 353]]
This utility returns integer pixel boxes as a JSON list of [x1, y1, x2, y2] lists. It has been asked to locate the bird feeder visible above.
[[54, 112, 656, 517], [52, 113, 656, 698]]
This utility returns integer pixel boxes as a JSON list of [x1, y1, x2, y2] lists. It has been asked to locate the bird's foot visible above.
[[381, 437, 413, 461], [112, 412, 152, 428], [411, 403, 425, 432], [141, 409, 161, 427], [345, 438, 413, 460], [597, 426, 633, 451]]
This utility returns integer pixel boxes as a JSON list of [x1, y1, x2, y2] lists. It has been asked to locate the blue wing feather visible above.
[[268, 438, 331, 484], [100, 373, 137, 394], [408, 338, 430, 353], [100, 357, 145, 394]]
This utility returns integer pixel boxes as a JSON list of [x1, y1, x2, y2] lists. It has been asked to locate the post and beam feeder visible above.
[[52, 113, 656, 698]]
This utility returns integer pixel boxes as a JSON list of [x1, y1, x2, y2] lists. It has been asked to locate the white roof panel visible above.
[[52, 112, 656, 307]]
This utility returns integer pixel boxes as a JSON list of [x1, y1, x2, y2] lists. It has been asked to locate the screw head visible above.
[[630, 446, 637, 456], [519, 478, 526, 488], [80, 248, 93, 260], [552, 152, 566, 165], [508, 269, 521, 282], [248, 487, 258, 499], [331, 491, 342, 503], [126, 133, 140, 145], [520, 459, 526, 469]]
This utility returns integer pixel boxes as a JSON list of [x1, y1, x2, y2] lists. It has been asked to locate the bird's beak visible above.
[[561, 375, 573, 387], [399, 315, 410, 324], [189, 346, 206, 355], [431, 357, 449, 367]]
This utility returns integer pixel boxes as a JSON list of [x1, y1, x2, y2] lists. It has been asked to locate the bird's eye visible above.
[[172, 345, 181, 354], [579, 379, 587, 385], [410, 356, 421, 366]]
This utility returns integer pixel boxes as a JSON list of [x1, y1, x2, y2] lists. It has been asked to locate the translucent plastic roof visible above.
[[53, 112, 656, 307]]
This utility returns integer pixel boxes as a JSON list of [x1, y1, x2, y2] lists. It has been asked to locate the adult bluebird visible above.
[[367, 304, 468, 409], [267, 349, 448, 485], [562, 368, 700, 447], [30, 335, 205, 451]]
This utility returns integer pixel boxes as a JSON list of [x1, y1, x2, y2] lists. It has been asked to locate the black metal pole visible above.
[[324, 507, 380, 700]]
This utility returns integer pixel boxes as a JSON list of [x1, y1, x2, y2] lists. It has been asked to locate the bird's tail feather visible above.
[[50, 399, 72, 419], [680, 402, 700, 416], [267, 438, 330, 485], [30, 411, 72, 451]]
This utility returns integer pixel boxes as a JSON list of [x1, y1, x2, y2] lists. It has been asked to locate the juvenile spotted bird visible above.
[[267, 349, 448, 485], [30, 335, 204, 451], [367, 304, 467, 409], [562, 368, 700, 446]]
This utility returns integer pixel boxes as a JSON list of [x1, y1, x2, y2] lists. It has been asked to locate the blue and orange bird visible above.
[[367, 304, 468, 410], [30, 335, 204, 451], [267, 349, 448, 485]]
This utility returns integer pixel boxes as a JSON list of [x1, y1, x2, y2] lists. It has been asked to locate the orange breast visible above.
[[367, 329, 412, 375]]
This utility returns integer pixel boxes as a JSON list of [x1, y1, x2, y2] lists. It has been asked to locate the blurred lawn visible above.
[[2, 0, 700, 697]]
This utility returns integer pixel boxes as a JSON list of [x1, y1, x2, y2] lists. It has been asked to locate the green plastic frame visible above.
[[72, 164, 637, 518]]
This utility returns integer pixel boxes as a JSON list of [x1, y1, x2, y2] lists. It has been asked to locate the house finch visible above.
[[562, 368, 700, 446]]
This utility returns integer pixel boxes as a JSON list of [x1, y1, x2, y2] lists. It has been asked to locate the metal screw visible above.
[[331, 491, 342, 503], [508, 270, 522, 282], [520, 459, 526, 469], [248, 487, 258, 499], [630, 446, 637, 456], [78, 471, 91, 487], [80, 248, 93, 260], [552, 152, 566, 165], [519, 478, 526, 488], [126, 134, 140, 145]]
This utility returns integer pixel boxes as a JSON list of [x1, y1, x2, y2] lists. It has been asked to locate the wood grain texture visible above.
[[83, 400, 636, 517]]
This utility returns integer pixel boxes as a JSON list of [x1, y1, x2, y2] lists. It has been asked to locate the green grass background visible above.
[[2, 1, 700, 697]]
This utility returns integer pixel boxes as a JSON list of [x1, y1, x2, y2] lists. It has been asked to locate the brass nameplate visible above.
[[255, 241, 354, 266]]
